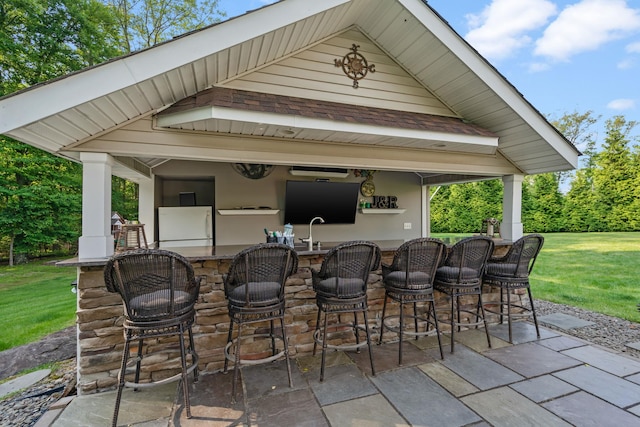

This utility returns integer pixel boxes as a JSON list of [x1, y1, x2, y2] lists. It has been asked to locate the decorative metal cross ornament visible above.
[[334, 44, 376, 88]]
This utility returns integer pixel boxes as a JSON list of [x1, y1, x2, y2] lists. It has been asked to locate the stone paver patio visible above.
[[50, 321, 640, 427]]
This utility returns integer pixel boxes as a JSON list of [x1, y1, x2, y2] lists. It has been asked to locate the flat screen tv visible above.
[[284, 180, 360, 224]]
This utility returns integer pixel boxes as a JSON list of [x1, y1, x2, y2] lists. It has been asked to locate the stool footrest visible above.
[[381, 314, 439, 338], [224, 334, 287, 366], [313, 323, 374, 351], [123, 354, 198, 388]]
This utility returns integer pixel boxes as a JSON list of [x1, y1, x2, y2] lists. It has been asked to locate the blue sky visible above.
[[218, 0, 640, 149]]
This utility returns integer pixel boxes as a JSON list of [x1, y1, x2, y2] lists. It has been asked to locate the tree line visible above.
[[1, 1, 638, 264], [0, 0, 224, 264], [431, 113, 639, 234]]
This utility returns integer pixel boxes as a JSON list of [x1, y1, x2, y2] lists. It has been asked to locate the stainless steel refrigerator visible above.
[[158, 206, 213, 247]]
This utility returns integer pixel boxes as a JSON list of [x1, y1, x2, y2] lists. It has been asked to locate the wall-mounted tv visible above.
[[284, 180, 360, 224]]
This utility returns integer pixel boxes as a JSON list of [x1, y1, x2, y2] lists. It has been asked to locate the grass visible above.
[[0, 261, 76, 351], [433, 232, 640, 323], [532, 232, 640, 323]]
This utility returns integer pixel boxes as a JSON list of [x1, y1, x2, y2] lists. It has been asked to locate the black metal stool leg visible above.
[[353, 310, 361, 353], [379, 294, 388, 344], [413, 301, 419, 340], [478, 292, 492, 348], [187, 325, 199, 382], [313, 307, 322, 356], [398, 300, 405, 365], [528, 287, 540, 338], [450, 293, 456, 353], [224, 320, 234, 373], [134, 338, 144, 387], [113, 336, 131, 427], [231, 323, 243, 403], [363, 307, 375, 376], [506, 287, 513, 343], [178, 326, 192, 418], [320, 308, 329, 382], [280, 315, 293, 388], [270, 319, 276, 356], [431, 301, 444, 360]]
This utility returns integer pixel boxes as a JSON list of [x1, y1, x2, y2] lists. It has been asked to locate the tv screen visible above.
[[284, 180, 360, 224]]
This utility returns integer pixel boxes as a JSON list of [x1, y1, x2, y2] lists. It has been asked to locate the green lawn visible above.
[[532, 232, 640, 323], [0, 261, 76, 351], [433, 232, 640, 323], [1, 232, 639, 352]]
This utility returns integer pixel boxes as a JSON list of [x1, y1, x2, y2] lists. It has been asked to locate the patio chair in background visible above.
[[104, 249, 201, 427], [223, 243, 298, 402], [483, 234, 545, 343], [379, 238, 446, 364], [312, 241, 381, 381], [434, 236, 494, 353]]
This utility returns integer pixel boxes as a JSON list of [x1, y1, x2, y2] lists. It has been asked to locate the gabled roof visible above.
[[0, 0, 579, 183]]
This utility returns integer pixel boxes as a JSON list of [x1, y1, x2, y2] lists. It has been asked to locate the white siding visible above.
[[224, 28, 456, 117]]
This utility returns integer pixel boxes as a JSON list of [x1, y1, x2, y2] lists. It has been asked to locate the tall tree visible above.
[[0, 0, 121, 93], [106, 0, 225, 53], [112, 176, 139, 220], [553, 111, 600, 231], [592, 116, 638, 231], [0, 139, 82, 264], [430, 180, 502, 233], [522, 173, 564, 232], [0, 0, 121, 264]]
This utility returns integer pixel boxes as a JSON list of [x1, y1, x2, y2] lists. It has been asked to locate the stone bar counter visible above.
[[60, 239, 512, 395]]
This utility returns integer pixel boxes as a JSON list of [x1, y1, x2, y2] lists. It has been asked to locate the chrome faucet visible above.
[[301, 216, 325, 250]]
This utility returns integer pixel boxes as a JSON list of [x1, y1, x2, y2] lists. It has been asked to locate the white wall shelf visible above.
[[217, 209, 280, 216], [359, 208, 406, 214]]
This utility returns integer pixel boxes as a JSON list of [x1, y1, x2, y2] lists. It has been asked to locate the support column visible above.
[[137, 175, 155, 245], [422, 184, 430, 237], [78, 153, 114, 259], [502, 174, 524, 241]]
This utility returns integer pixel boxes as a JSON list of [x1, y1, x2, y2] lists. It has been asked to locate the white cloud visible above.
[[535, 0, 640, 61], [464, 0, 557, 60], [528, 62, 551, 73], [607, 98, 636, 110], [617, 59, 635, 69], [627, 41, 640, 53]]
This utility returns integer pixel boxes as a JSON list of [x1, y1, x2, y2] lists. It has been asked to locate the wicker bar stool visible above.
[[104, 249, 200, 427], [223, 243, 298, 402], [434, 236, 494, 353], [379, 238, 446, 364], [312, 241, 381, 381], [483, 234, 544, 343]]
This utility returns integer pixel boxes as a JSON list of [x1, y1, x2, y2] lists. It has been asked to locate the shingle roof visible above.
[[161, 87, 497, 138]]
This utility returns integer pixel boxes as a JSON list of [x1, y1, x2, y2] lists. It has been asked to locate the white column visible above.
[[78, 153, 114, 259], [137, 175, 155, 246], [502, 174, 524, 241], [422, 184, 430, 237]]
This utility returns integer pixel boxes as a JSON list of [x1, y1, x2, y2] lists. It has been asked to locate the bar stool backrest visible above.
[[441, 236, 494, 283], [104, 249, 200, 322], [224, 243, 298, 306], [316, 241, 381, 297], [489, 234, 544, 278], [385, 238, 446, 289]]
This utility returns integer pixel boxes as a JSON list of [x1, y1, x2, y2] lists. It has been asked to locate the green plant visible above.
[[0, 261, 76, 351]]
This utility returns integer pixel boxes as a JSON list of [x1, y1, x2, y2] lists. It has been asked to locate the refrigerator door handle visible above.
[[206, 210, 212, 239]]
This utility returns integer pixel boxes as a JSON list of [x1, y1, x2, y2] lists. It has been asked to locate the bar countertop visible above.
[[56, 240, 406, 267], [57, 237, 512, 268]]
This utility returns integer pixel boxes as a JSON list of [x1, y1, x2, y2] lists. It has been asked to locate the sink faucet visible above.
[[301, 216, 325, 250]]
